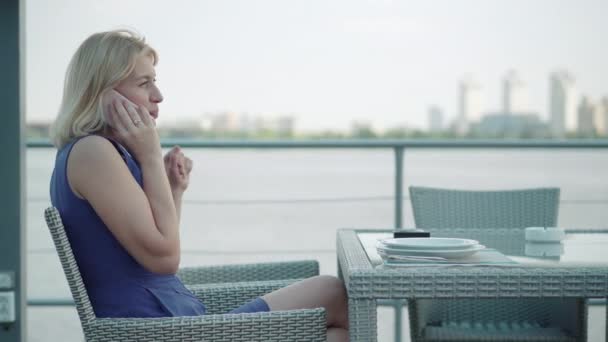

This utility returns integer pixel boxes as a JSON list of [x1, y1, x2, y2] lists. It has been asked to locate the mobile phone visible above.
[[393, 230, 431, 238]]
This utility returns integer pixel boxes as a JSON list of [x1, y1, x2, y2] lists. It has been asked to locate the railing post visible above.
[[394, 147, 404, 229], [0, 0, 26, 341]]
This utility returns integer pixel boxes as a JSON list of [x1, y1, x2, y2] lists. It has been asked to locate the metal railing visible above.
[[26, 138, 608, 308], [29, 138, 608, 228]]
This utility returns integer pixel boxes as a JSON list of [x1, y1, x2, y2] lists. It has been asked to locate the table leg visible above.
[[349, 298, 377, 342], [394, 300, 403, 342]]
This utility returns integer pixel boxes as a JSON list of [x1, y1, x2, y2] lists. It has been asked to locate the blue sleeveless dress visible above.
[[50, 135, 269, 317]]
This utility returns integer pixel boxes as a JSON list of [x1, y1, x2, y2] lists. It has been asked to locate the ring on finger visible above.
[[133, 119, 141, 126]]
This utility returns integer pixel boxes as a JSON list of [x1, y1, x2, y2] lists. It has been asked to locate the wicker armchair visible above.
[[44, 207, 326, 342], [406, 186, 586, 342]]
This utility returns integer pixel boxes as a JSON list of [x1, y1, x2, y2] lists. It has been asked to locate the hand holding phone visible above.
[[100, 88, 161, 163], [101, 89, 137, 127]]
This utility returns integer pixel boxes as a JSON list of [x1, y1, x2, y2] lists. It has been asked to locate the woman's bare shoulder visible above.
[[67, 135, 124, 179], [71, 135, 117, 156], [67, 135, 127, 198]]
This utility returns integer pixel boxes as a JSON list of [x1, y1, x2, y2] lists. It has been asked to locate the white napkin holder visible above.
[[525, 227, 565, 242], [525, 242, 564, 257]]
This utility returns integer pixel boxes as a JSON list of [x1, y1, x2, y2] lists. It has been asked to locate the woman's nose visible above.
[[151, 87, 163, 103]]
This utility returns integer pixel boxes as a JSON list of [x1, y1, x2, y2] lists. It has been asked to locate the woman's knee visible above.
[[313, 275, 347, 314], [315, 275, 348, 328], [315, 275, 347, 301]]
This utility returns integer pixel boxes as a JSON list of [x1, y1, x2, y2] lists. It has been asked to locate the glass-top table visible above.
[[336, 228, 608, 342], [359, 229, 608, 268]]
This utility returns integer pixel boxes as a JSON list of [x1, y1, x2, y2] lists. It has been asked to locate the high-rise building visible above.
[[577, 96, 597, 136], [549, 71, 577, 137], [600, 97, 608, 136], [502, 70, 528, 114], [428, 105, 444, 133], [457, 75, 483, 135]]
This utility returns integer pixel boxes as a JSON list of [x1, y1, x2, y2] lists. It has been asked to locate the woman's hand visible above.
[[103, 89, 161, 165], [164, 146, 193, 195], [102, 89, 132, 124]]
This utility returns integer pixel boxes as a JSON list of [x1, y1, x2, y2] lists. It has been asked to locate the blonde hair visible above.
[[50, 29, 158, 148]]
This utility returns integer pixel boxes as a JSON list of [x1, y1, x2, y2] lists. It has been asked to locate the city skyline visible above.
[[26, 0, 608, 132], [26, 66, 608, 138], [440, 69, 608, 138]]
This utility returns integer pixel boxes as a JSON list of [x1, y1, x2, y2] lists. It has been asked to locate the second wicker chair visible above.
[[407, 186, 586, 342]]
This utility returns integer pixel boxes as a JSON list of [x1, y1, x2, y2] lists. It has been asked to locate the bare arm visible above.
[[172, 191, 183, 224], [140, 156, 180, 255], [69, 135, 180, 274]]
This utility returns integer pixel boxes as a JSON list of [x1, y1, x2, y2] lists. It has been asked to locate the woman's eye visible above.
[[139, 82, 149, 87]]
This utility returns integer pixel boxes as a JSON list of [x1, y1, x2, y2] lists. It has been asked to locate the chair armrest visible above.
[[177, 260, 319, 285], [186, 279, 300, 314], [91, 308, 326, 342]]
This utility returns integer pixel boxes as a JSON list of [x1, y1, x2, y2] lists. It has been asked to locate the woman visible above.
[[50, 29, 348, 341]]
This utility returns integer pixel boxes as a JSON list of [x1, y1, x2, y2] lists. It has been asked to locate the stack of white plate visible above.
[[377, 237, 485, 260]]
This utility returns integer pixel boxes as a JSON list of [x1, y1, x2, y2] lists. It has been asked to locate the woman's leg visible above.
[[327, 327, 349, 342], [262, 275, 349, 341]]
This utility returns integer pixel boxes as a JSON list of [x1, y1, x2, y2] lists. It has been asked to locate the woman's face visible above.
[[114, 53, 163, 121]]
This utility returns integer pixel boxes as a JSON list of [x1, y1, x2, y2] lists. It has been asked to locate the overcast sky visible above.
[[26, 0, 608, 132]]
